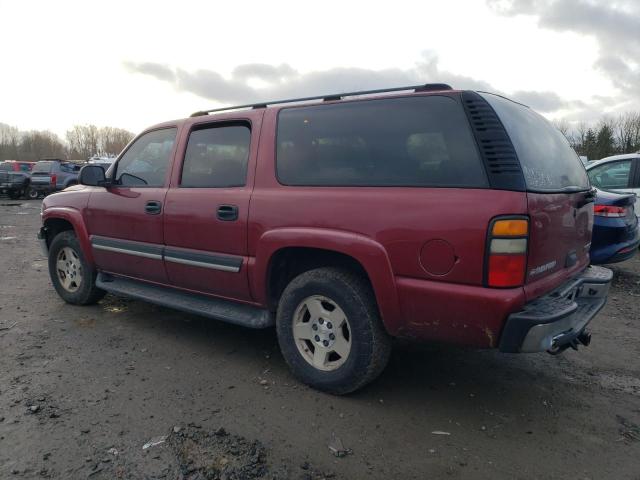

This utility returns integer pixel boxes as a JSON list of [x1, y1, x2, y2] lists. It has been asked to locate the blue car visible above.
[[590, 188, 640, 265]]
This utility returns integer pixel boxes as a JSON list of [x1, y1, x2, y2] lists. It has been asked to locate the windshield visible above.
[[480, 93, 590, 192]]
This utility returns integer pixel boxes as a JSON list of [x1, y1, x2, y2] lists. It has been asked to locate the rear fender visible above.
[[251, 228, 402, 334], [42, 207, 94, 266]]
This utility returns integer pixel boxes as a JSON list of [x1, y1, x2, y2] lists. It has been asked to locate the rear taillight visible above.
[[594, 205, 626, 217], [486, 217, 529, 288], [50, 174, 57, 186]]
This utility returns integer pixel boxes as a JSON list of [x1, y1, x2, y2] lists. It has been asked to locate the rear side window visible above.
[[276, 96, 487, 187], [181, 124, 250, 188], [480, 93, 589, 192], [588, 160, 632, 190]]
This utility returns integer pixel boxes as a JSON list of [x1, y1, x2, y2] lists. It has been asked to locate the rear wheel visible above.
[[276, 267, 392, 394], [48, 231, 105, 305], [27, 188, 39, 200]]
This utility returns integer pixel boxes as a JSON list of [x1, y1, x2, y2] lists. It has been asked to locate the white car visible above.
[[586, 153, 640, 213]]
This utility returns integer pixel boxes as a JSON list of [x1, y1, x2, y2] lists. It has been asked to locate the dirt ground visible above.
[[0, 199, 639, 480]]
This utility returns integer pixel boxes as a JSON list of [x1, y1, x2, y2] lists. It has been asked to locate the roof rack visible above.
[[190, 83, 453, 117]]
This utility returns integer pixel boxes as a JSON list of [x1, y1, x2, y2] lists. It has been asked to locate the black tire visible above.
[[27, 188, 39, 200], [276, 267, 392, 395], [48, 230, 105, 305]]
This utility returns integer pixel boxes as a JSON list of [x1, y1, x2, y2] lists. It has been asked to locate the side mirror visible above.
[[79, 165, 108, 186]]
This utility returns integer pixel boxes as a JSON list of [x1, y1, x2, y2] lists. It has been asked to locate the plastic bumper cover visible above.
[[499, 265, 613, 353]]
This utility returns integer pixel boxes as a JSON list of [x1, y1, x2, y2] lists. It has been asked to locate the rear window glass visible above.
[[276, 96, 487, 187], [480, 93, 589, 192], [32, 161, 54, 173]]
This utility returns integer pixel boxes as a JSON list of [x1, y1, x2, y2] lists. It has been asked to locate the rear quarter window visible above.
[[276, 95, 488, 187], [480, 93, 589, 192]]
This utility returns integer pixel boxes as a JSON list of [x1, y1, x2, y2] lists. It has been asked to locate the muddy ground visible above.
[[0, 199, 639, 479]]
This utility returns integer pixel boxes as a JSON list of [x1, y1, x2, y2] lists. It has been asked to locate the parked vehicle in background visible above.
[[0, 160, 35, 199], [590, 189, 639, 264], [39, 83, 612, 394], [29, 159, 81, 197], [87, 155, 116, 173], [586, 153, 640, 214]]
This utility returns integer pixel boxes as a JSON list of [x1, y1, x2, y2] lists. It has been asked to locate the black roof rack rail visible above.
[[189, 83, 453, 117]]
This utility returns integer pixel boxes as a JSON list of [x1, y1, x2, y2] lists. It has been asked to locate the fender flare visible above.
[[42, 207, 94, 266], [250, 227, 403, 334]]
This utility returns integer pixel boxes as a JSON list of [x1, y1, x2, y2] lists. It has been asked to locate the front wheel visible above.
[[276, 267, 392, 394], [48, 231, 105, 305]]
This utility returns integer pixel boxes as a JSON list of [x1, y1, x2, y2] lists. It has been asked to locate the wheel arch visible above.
[[43, 208, 94, 265], [251, 228, 402, 334]]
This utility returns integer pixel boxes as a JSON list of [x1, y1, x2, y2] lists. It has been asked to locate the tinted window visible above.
[[32, 161, 54, 173], [276, 96, 487, 187], [481, 93, 589, 192], [115, 128, 177, 187], [588, 160, 631, 190], [181, 124, 250, 188], [0, 163, 9, 171], [19, 163, 32, 172]]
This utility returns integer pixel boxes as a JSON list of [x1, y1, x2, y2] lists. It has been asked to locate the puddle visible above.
[[0, 203, 23, 207], [75, 318, 96, 327]]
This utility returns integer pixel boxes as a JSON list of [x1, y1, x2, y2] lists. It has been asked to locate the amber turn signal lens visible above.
[[492, 219, 528, 236]]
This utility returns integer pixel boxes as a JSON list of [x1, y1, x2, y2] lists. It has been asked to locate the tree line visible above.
[[0, 123, 135, 162], [554, 112, 640, 161]]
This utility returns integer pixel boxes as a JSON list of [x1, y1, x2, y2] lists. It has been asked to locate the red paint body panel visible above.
[[86, 187, 169, 283], [524, 192, 592, 301], [395, 276, 525, 347]]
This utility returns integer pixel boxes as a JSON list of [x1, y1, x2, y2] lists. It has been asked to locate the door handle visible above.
[[145, 200, 162, 215], [217, 204, 239, 221]]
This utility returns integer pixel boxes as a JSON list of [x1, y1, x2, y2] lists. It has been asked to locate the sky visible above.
[[0, 0, 638, 137]]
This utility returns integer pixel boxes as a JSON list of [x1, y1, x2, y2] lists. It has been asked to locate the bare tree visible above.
[[66, 125, 99, 159], [98, 127, 135, 156]]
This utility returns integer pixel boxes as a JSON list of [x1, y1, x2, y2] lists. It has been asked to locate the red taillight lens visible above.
[[488, 255, 526, 287], [50, 174, 57, 186], [594, 205, 626, 217], [486, 217, 529, 288]]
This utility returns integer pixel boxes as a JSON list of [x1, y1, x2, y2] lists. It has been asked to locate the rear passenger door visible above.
[[163, 115, 262, 301]]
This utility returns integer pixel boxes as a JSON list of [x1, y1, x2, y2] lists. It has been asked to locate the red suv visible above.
[[38, 84, 612, 394]]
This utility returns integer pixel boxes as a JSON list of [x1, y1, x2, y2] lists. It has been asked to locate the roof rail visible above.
[[190, 83, 453, 117]]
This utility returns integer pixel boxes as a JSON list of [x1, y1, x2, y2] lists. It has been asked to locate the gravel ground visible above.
[[0, 199, 639, 479]]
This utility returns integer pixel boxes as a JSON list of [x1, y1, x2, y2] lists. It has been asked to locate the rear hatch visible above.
[[30, 161, 55, 186], [481, 93, 593, 301]]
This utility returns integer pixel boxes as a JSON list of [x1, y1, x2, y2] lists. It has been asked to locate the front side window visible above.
[[276, 96, 487, 187], [181, 124, 250, 188], [115, 128, 177, 187], [588, 160, 632, 190]]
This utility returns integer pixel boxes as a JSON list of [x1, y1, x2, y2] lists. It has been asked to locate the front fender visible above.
[[42, 207, 94, 266], [250, 227, 403, 334]]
